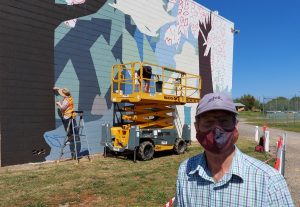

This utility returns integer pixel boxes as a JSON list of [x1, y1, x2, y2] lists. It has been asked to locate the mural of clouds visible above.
[[109, 0, 176, 37], [164, 0, 234, 93], [46, 0, 233, 161], [164, 0, 210, 47], [64, 0, 86, 27], [174, 42, 199, 85]]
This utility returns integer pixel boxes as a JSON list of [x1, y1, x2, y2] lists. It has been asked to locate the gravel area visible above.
[[238, 122, 300, 206]]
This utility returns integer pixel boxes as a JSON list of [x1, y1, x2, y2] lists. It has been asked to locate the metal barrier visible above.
[[111, 62, 201, 103]]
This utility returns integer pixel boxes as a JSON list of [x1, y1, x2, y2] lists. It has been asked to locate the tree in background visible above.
[[289, 96, 300, 111], [234, 94, 261, 111], [235, 95, 300, 112], [265, 97, 289, 111]]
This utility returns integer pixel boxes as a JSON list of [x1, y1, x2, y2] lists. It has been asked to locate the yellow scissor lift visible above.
[[102, 62, 201, 161]]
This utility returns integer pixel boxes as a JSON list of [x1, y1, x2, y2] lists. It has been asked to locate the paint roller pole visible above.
[[255, 126, 259, 143], [264, 130, 270, 152]]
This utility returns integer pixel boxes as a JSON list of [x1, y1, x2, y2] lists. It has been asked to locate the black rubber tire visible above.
[[103, 146, 109, 157], [137, 141, 154, 161], [173, 138, 187, 154], [104, 146, 116, 157]]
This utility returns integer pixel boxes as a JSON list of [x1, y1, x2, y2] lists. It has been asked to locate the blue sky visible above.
[[196, 0, 300, 100]]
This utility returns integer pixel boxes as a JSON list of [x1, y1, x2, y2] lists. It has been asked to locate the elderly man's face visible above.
[[194, 110, 238, 154], [195, 110, 237, 133]]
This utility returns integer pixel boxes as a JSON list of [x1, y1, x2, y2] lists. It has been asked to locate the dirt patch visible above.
[[70, 194, 103, 207]]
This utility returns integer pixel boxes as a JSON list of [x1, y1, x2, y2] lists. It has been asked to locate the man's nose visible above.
[[211, 122, 223, 129], [214, 126, 224, 133]]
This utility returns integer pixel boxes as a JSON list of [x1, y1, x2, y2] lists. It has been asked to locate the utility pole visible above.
[[297, 91, 300, 112], [262, 96, 265, 115], [295, 94, 297, 112]]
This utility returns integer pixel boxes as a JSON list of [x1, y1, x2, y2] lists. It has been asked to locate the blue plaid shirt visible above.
[[176, 147, 294, 207]]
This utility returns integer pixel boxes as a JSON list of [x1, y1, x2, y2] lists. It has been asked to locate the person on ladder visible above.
[[53, 86, 81, 159]]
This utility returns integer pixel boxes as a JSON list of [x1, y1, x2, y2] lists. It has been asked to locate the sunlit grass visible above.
[[0, 139, 273, 207]]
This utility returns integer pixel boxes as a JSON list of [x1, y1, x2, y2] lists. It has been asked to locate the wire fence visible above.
[[265, 112, 300, 125], [262, 97, 300, 126], [263, 97, 300, 112]]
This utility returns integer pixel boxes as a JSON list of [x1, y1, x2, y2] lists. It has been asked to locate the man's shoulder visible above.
[[178, 153, 204, 173], [238, 149, 282, 179]]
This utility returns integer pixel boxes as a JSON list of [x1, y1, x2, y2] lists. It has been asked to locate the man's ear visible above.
[[194, 121, 199, 131], [235, 119, 239, 130]]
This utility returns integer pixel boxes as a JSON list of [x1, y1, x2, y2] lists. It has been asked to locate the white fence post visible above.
[[283, 132, 287, 150], [264, 130, 270, 152], [255, 126, 259, 143], [281, 133, 287, 176]]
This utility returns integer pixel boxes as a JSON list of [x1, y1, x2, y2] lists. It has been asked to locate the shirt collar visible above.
[[230, 147, 246, 180], [188, 146, 246, 182], [187, 153, 213, 182]]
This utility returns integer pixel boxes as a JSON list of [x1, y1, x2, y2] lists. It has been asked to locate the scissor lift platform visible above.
[[104, 62, 201, 161], [111, 62, 201, 105]]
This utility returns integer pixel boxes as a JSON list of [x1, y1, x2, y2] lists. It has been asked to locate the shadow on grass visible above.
[[103, 144, 202, 162]]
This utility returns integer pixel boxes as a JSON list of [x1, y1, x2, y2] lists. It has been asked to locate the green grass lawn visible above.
[[0, 139, 274, 207], [238, 111, 300, 132]]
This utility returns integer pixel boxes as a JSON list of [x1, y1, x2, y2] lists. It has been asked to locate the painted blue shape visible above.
[[184, 106, 191, 124], [154, 1, 200, 68], [111, 34, 123, 62], [155, 18, 198, 68], [55, 18, 112, 121], [105, 85, 113, 110], [155, 22, 177, 68], [44, 116, 114, 160], [171, 1, 179, 16], [153, 2, 179, 67], [44, 125, 71, 160], [123, 70, 134, 95], [134, 29, 144, 61], [146, 35, 157, 52], [176, 27, 198, 53], [125, 14, 136, 37], [124, 14, 145, 61]]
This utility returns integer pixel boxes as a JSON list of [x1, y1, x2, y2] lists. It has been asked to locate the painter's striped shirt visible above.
[[175, 148, 294, 207]]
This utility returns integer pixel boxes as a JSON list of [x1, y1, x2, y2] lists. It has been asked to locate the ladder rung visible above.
[[66, 134, 86, 137], [74, 126, 83, 129], [65, 141, 82, 145], [58, 116, 92, 162]]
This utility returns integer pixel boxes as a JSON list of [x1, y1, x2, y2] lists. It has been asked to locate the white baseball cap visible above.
[[196, 92, 237, 118]]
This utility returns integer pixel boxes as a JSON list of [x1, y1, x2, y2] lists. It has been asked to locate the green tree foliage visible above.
[[265, 97, 289, 111], [234, 94, 261, 111], [234, 95, 300, 112], [264, 96, 300, 111], [289, 96, 300, 111]]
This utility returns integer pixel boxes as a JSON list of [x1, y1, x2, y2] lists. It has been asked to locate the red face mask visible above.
[[196, 126, 239, 154]]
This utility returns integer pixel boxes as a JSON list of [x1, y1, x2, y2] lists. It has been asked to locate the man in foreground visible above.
[[176, 92, 294, 206]]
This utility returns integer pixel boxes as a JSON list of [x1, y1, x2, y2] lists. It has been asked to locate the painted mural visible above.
[[0, 0, 108, 166], [44, 0, 234, 160]]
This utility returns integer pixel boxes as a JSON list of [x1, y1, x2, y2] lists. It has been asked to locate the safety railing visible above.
[[111, 62, 201, 103]]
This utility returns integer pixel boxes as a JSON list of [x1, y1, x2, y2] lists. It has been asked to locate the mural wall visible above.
[[0, 0, 234, 165]]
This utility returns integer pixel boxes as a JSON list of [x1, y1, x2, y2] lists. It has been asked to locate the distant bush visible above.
[[234, 94, 261, 111]]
